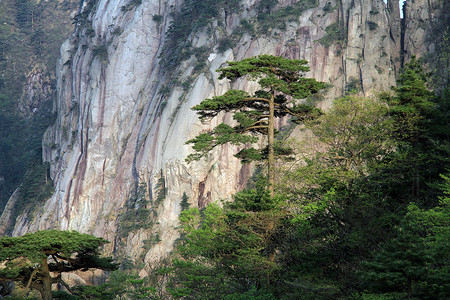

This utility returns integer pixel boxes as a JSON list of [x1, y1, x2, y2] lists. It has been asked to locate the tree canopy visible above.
[[0, 230, 117, 300], [186, 55, 325, 194]]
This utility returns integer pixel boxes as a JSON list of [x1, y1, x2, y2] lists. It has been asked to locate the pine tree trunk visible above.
[[407, 278, 412, 299], [40, 258, 53, 300], [268, 93, 275, 197]]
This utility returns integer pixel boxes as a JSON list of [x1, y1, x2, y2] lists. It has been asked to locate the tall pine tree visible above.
[[186, 55, 325, 195]]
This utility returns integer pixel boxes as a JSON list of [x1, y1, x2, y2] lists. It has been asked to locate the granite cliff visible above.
[[1, 0, 447, 271]]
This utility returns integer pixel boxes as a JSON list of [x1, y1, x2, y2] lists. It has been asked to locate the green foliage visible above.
[[15, 161, 54, 216], [239, 19, 255, 36], [160, 0, 318, 68], [269, 59, 449, 298], [117, 182, 153, 238], [323, 1, 335, 13], [142, 234, 161, 251], [121, 0, 143, 12], [152, 14, 163, 25], [222, 286, 276, 300], [0, 98, 56, 217], [426, 19, 449, 96], [405, 175, 450, 297], [0, 230, 117, 299], [74, 271, 157, 299], [316, 22, 346, 48], [186, 55, 325, 164], [361, 216, 431, 298], [52, 291, 78, 299], [380, 57, 448, 204], [92, 44, 108, 64], [217, 36, 235, 53], [277, 96, 395, 200], [309, 96, 395, 174], [367, 21, 378, 31], [155, 173, 167, 205], [256, 0, 278, 13], [170, 185, 284, 298], [388, 56, 436, 141], [180, 192, 190, 211], [161, 0, 238, 67], [361, 183, 450, 299], [174, 59, 448, 299], [345, 76, 361, 94], [255, 0, 319, 32]]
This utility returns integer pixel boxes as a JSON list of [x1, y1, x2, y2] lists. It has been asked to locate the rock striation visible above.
[[1, 0, 446, 268]]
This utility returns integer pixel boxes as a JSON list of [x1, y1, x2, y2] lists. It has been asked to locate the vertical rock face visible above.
[[17, 67, 54, 119], [1, 0, 443, 266], [402, 0, 448, 62]]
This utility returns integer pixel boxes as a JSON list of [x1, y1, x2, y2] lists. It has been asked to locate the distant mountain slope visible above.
[[0, 0, 79, 213]]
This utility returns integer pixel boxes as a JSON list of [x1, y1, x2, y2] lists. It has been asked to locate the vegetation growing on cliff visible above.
[[316, 22, 346, 48], [160, 0, 242, 67], [160, 0, 319, 68], [117, 183, 153, 238]]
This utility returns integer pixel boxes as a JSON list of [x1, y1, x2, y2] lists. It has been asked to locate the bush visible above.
[[345, 76, 361, 94], [152, 14, 163, 25], [367, 21, 378, 31], [117, 183, 153, 238], [121, 0, 142, 12], [217, 37, 234, 53], [316, 22, 346, 48]]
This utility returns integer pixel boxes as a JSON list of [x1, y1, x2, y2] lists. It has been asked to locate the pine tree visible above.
[[0, 230, 117, 300], [180, 192, 190, 211], [171, 184, 284, 298], [361, 217, 431, 299], [389, 56, 435, 142], [186, 55, 325, 195], [387, 57, 443, 200]]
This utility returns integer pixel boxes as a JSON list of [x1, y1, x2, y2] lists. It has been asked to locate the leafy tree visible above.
[[117, 182, 152, 238], [407, 174, 450, 298], [277, 96, 395, 207], [0, 230, 117, 300], [382, 57, 448, 203], [180, 192, 190, 211], [186, 55, 325, 195], [170, 203, 230, 299], [278, 91, 447, 299], [272, 96, 401, 297], [170, 184, 284, 298], [309, 96, 395, 175], [361, 215, 431, 299], [389, 56, 435, 142], [0, 0, 78, 211], [361, 174, 450, 299], [74, 271, 157, 300]]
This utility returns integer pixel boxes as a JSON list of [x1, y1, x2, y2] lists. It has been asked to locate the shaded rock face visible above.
[[1, 0, 444, 265], [402, 0, 449, 69], [18, 67, 54, 119]]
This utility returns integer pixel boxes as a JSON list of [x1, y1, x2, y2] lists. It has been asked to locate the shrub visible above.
[[316, 22, 346, 48], [367, 21, 378, 31], [152, 14, 163, 25], [117, 182, 152, 238], [217, 37, 234, 53]]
